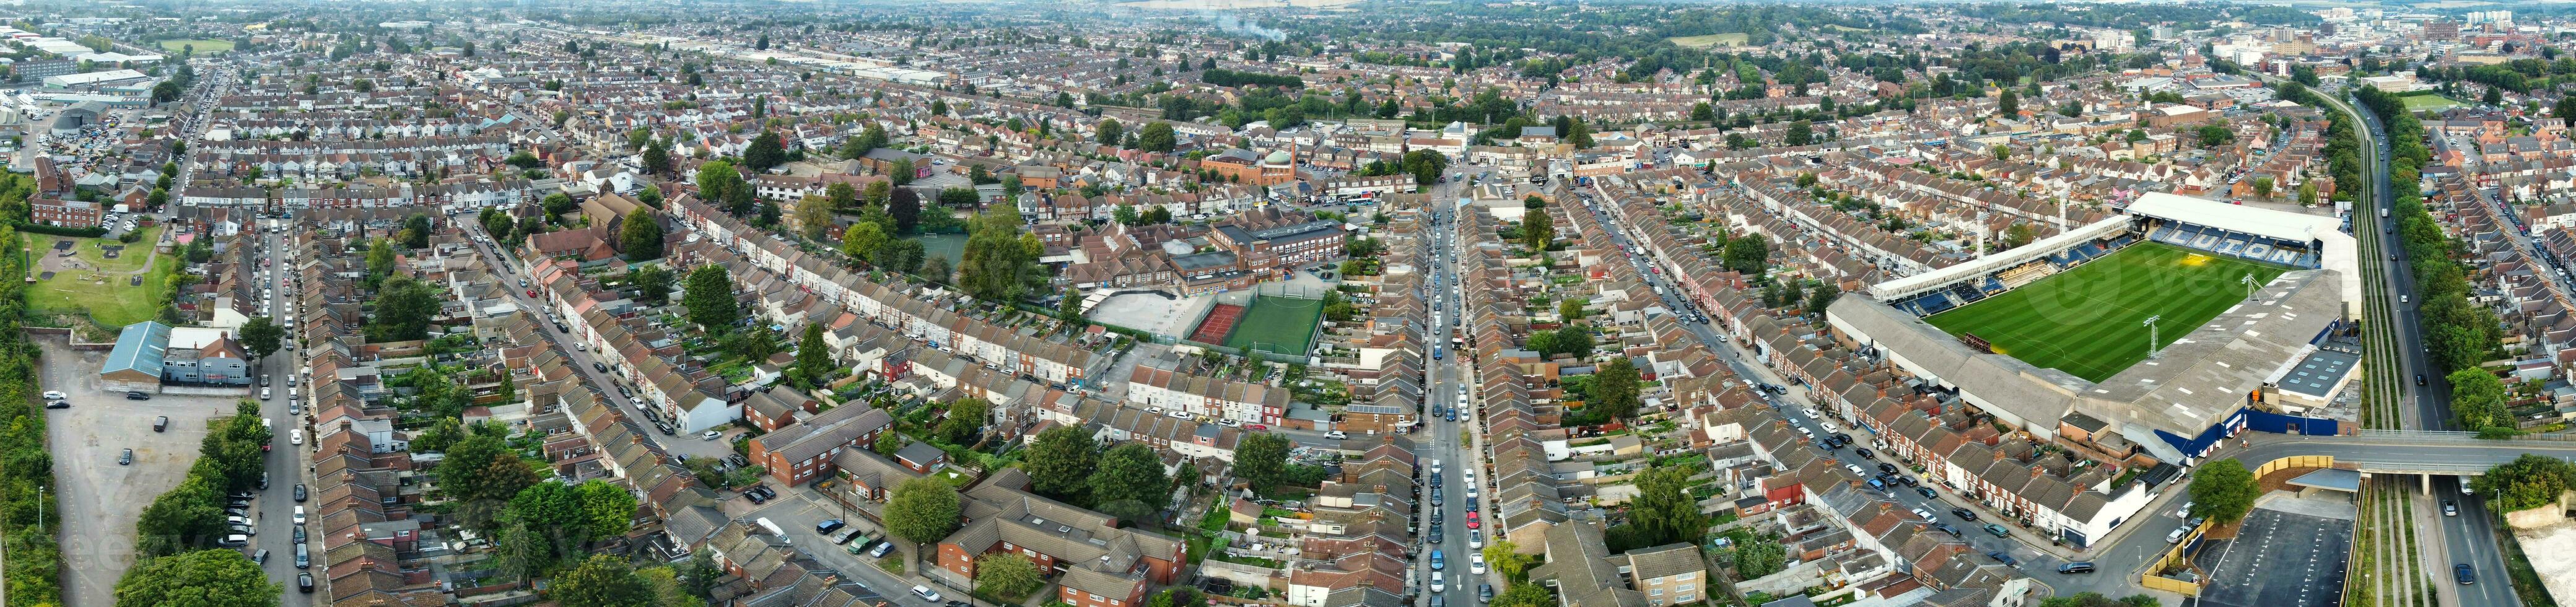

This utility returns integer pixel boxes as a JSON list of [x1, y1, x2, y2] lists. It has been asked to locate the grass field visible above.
[[1667, 33, 1750, 48], [1225, 295, 1324, 357], [2399, 94, 2463, 111], [155, 39, 234, 55], [1923, 242, 2287, 382], [23, 227, 172, 328]]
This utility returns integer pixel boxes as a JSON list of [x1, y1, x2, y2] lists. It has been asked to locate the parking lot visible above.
[[2194, 501, 2353, 607], [36, 336, 248, 606]]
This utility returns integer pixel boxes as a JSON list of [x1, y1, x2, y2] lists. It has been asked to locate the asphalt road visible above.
[[1566, 184, 2068, 578], [1420, 168, 1496, 605], [451, 214, 735, 462], [2342, 94, 2518, 607], [252, 224, 319, 606]]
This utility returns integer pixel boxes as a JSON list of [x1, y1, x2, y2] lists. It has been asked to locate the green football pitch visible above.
[[1923, 242, 2288, 382]]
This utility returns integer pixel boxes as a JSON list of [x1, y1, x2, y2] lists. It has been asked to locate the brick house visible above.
[[743, 402, 893, 486]]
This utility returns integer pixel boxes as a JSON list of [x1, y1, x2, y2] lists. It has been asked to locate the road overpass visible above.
[[2235, 430, 2576, 488]]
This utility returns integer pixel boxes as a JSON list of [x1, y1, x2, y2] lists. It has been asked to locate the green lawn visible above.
[[24, 227, 173, 327], [1225, 295, 1324, 356], [2399, 94, 2463, 111], [156, 39, 234, 55], [1923, 242, 2287, 382], [1666, 33, 1750, 48]]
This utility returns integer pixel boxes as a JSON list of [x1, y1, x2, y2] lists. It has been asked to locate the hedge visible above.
[[11, 222, 106, 238], [0, 222, 62, 603]]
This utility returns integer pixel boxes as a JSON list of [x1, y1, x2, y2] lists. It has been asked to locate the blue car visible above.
[[1430, 551, 1446, 571]]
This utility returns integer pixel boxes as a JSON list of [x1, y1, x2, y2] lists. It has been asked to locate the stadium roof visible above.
[[2126, 192, 2338, 246], [1829, 269, 2347, 463], [2126, 191, 2359, 313], [1868, 215, 2131, 301]]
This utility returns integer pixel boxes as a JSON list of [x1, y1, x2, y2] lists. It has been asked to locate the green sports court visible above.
[[1923, 242, 2288, 382]]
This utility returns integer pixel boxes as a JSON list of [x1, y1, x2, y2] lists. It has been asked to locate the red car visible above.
[[1465, 512, 1480, 529], [526, 289, 538, 297], [1246, 424, 1268, 430]]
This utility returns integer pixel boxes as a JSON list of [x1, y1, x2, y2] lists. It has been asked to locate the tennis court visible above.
[[1224, 295, 1325, 357]]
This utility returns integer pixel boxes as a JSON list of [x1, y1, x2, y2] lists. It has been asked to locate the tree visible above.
[[1805, 282, 1841, 316], [1489, 583, 1555, 607], [936, 398, 989, 445], [1483, 539, 1535, 581], [2251, 177, 2275, 199], [1114, 204, 1140, 226], [695, 160, 746, 209], [885, 476, 964, 544], [367, 275, 443, 342], [2484, 85, 2504, 106], [1138, 121, 1177, 152], [683, 265, 739, 332], [1235, 432, 1292, 491], [506, 481, 588, 548], [2196, 124, 2235, 147], [1784, 120, 1814, 146], [439, 434, 541, 534], [1997, 89, 2019, 116], [494, 522, 552, 581], [575, 479, 639, 539], [919, 252, 952, 281], [795, 323, 832, 381], [2297, 181, 2319, 206], [632, 264, 675, 305], [842, 222, 888, 264], [2448, 369, 2510, 430], [112, 548, 279, 607], [621, 209, 665, 261], [744, 131, 787, 173], [495, 369, 518, 405], [1721, 234, 1770, 275], [2185, 458, 2260, 525], [889, 159, 917, 186], [2473, 454, 2576, 513], [134, 475, 225, 557], [889, 188, 922, 233], [1058, 287, 1086, 323], [1558, 298, 1586, 321], [1096, 118, 1124, 147], [554, 554, 655, 607], [1520, 209, 1554, 251], [976, 553, 1047, 601], [957, 209, 1037, 302], [1024, 426, 1099, 499], [793, 193, 834, 240], [642, 138, 672, 175], [1592, 357, 1641, 420], [1092, 443, 1172, 520], [1626, 464, 1707, 548], [237, 316, 283, 359], [2558, 97, 2576, 128]]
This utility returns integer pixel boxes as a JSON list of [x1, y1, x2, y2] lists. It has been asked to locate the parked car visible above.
[[912, 586, 943, 601], [43, 400, 67, 409], [1983, 523, 2011, 538], [1951, 508, 1978, 522], [816, 519, 847, 535], [154, 416, 168, 432], [118, 449, 133, 465], [298, 573, 314, 593], [39, 391, 63, 400], [125, 391, 151, 401], [1916, 487, 1938, 499], [2057, 562, 2095, 574], [1985, 551, 2019, 567]]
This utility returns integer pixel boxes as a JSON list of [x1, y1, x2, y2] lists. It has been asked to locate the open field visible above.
[[1666, 33, 1750, 48], [155, 38, 234, 55], [1924, 242, 2287, 382], [1226, 295, 1324, 356], [2399, 94, 2464, 111], [24, 226, 172, 327]]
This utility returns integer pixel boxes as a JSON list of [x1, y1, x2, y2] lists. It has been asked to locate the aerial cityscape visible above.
[[0, 1, 2571, 606]]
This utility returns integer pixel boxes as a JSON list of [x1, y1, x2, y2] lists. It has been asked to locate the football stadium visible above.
[[1827, 193, 2362, 464]]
